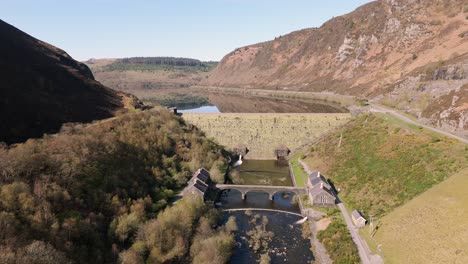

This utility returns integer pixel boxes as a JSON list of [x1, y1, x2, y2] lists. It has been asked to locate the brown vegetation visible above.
[[204, 0, 468, 134], [0, 109, 228, 263], [0, 19, 140, 144]]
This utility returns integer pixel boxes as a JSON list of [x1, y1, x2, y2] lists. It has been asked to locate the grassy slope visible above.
[[290, 153, 308, 187], [368, 168, 468, 263], [304, 113, 467, 217]]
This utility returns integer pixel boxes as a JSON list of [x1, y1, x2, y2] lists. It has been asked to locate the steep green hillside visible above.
[[304, 113, 467, 217], [0, 109, 230, 263]]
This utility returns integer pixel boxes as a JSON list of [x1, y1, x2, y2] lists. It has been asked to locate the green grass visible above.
[[307, 114, 467, 217], [290, 153, 308, 187], [372, 168, 468, 263], [317, 209, 360, 264]]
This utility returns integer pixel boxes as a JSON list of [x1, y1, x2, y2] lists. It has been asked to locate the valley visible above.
[[1, 0, 467, 263]]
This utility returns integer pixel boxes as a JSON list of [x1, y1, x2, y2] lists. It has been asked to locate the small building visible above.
[[307, 172, 336, 207], [307, 172, 331, 189], [166, 106, 178, 114], [274, 145, 290, 160], [351, 210, 366, 228], [233, 144, 248, 157], [183, 168, 211, 200], [189, 168, 210, 185], [184, 180, 209, 200]]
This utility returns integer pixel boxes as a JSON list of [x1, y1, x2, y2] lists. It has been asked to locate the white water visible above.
[[233, 154, 243, 167], [293, 217, 308, 225]]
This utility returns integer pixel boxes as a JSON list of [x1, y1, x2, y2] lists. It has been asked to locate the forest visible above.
[[0, 108, 234, 263], [105, 57, 218, 72]]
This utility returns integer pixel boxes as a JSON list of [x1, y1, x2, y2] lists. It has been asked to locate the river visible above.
[[216, 160, 314, 263]]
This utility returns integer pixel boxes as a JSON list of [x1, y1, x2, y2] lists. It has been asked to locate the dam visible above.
[[182, 113, 351, 159]]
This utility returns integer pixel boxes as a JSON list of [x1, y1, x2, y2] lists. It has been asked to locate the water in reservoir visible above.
[[230, 159, 292, 186], [178, 92, 347, 113], [178, 105, 220, 113], [220, 159, 298, 211]]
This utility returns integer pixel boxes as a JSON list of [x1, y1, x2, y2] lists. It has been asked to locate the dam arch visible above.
[[183, 113, 351, 159]]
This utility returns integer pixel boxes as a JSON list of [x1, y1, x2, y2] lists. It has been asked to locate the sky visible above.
[[1, 0, 374, 61]]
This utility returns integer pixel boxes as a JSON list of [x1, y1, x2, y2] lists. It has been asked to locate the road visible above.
[[370, 104, 468, 144], [337, 203, 383, 264]]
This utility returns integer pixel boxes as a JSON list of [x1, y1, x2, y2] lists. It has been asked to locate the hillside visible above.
[[302, 113, 467, 217], [299, 112, 467, 262], [205, 0, 468, 135], [367, 168, 468, 263], [86, 57, 217, 105], [0, 20, 141, 144], [0, 109, 231, 263]]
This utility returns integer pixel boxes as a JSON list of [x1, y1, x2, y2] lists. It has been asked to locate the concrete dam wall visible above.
[[182, 113, 352, 159]]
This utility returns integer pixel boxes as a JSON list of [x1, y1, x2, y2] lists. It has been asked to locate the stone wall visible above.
[[183, 113, 351, 159]]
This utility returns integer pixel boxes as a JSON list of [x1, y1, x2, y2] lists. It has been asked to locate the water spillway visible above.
[[182, 113, 351, 159]]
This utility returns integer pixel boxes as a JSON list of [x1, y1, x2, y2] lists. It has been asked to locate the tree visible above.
[[260, 253, 271, 264], [16, 241, 70, 264], [225, 216, 238, 233]]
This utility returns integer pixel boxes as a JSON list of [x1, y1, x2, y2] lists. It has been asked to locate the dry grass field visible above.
[[368, 168, 468, 264], [182, 113, 351, 159]]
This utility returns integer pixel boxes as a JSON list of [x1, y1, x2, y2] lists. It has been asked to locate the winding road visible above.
[[369, 104, 468, 144]]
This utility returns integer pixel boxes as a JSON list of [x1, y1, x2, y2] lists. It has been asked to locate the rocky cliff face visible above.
[[0, 20, 141, 144], [205, 0, 468, 135]]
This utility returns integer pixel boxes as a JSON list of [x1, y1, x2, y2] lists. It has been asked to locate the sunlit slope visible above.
[[304, 114, 467, 216], [373, 168, 468, 264]]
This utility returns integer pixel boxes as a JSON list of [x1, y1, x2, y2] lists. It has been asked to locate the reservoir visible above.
[[176, 92, 347, 113]]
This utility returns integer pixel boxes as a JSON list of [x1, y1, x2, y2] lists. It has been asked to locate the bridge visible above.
[[222, 208, 305, 217], [216, 184, 306, 200]]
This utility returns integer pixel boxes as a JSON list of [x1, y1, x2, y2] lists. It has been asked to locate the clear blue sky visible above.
[[1, 0, 373, 61]]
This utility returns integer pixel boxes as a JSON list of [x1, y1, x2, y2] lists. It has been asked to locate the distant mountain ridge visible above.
[[0, 19, 141, 144], [89, 57, 218, 72], [205, 0, 468, 135]]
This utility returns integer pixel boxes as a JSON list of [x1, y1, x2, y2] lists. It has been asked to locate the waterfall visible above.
[[293, 217, 308, 225], [233, 154, 243, 167]]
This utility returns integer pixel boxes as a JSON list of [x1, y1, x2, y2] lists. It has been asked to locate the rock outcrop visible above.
[[204, 0, 468, 135]]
